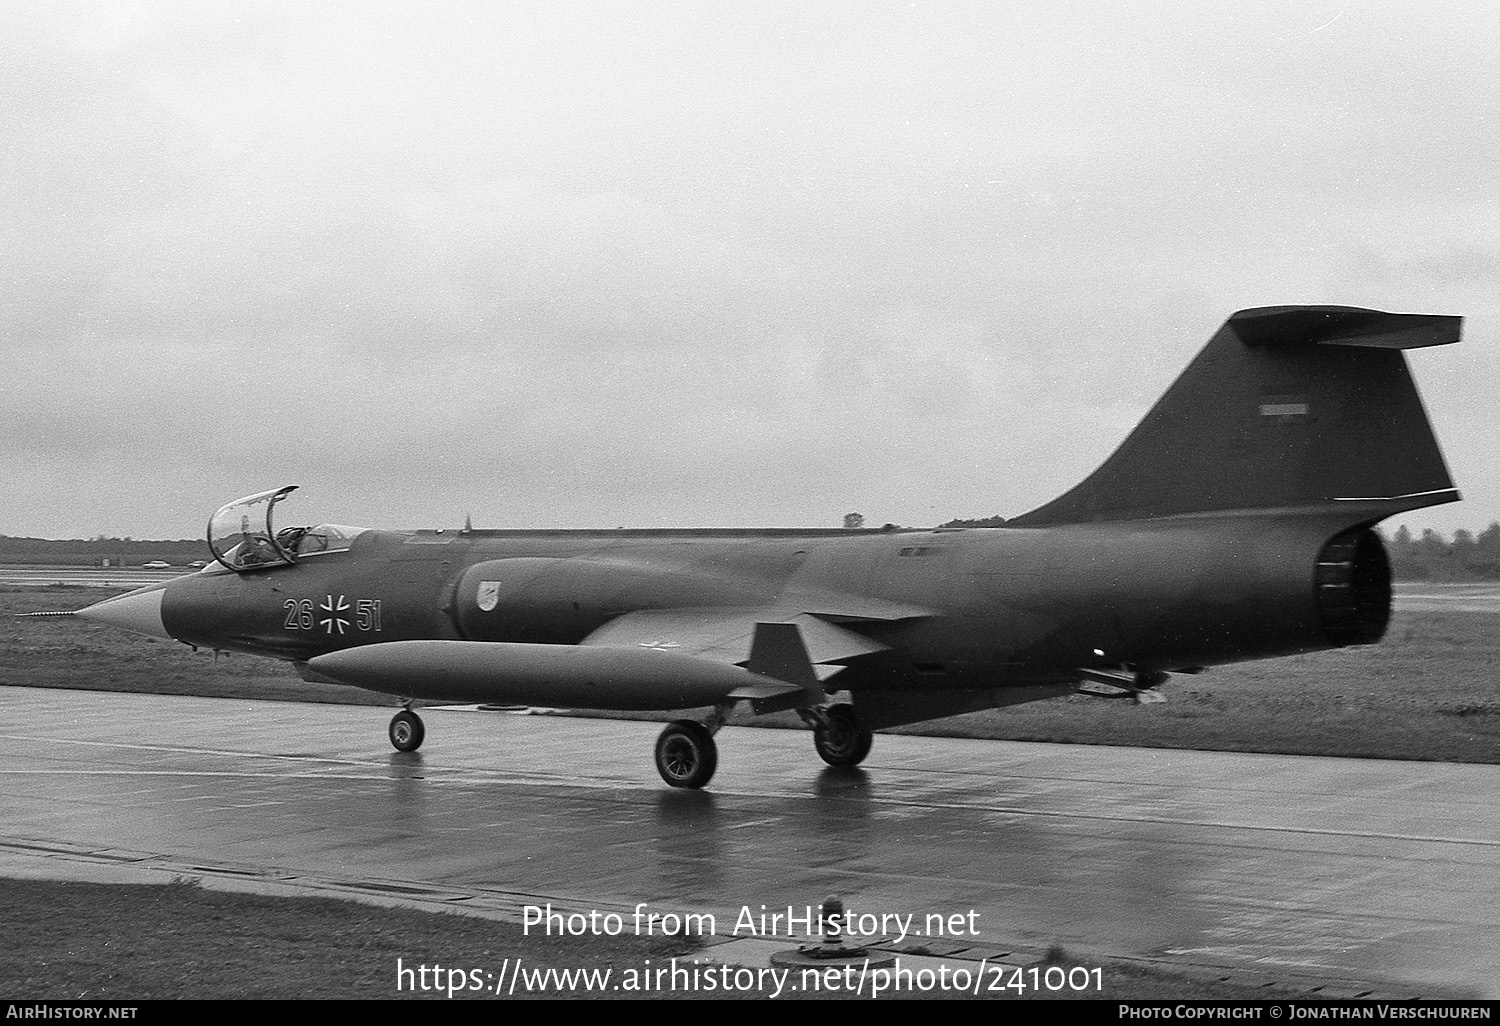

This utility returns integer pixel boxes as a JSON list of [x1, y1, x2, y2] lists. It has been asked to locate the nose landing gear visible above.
[[654, 720, 718, 788], [389, 708, 425, 752], [654, 702, 732, 788]]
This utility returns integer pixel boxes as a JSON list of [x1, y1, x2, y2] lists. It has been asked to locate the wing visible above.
[[307, 595, 931, 714], [579, 596, 928, 712], [580, 608, 888, 665]]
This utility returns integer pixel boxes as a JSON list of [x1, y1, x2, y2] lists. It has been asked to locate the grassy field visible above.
[[881, 607, 1500, 763], [7, 585, 1497, 764]]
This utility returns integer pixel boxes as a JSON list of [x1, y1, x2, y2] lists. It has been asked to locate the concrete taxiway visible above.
[[1, 685, 1495, 998], [0, 566, 186, 589]]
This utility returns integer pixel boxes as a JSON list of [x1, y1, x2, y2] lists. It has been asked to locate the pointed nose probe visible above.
[[75, 586, 173, 640]]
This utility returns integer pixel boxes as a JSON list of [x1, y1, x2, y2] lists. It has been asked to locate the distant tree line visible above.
[[931, 518, 1500, 582], [1382, 523, 1500, 581], [938, 515, 1009, 528], [0, 535, 206, 566]]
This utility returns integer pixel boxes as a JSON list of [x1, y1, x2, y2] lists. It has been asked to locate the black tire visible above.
[[654, 720, 718, 789], [389, 710, 425, 752], [813, 704, 872, 767]]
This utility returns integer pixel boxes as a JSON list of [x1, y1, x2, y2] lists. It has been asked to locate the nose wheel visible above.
[[389, 709, 425, 752], [654, 720, 718, 789]]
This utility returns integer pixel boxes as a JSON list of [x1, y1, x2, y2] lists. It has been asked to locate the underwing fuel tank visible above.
[[306, 639, 770, 708]]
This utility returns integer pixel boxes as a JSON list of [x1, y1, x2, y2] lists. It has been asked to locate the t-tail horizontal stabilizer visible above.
[[1012, 306, 1461, 527]]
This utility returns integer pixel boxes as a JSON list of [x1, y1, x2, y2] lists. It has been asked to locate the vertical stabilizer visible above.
[[1011, 306, 1460, 526]]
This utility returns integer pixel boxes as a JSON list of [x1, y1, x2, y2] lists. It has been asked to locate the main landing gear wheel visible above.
[[654, 720, 718, 789], [813, 704, 873, 767], [389, 710, 425, 752]]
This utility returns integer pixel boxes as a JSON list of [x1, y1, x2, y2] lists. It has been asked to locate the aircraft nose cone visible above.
[[76, 586, 172, 640]]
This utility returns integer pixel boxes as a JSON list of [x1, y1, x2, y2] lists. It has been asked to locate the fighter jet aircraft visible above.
[[72, 306, 1460, 788]]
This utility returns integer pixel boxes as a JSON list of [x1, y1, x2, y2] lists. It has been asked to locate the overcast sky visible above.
[[5, 1, 1498, 539]]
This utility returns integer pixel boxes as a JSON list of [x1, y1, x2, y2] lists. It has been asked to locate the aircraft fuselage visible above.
[[160, 511, 1385, 696]]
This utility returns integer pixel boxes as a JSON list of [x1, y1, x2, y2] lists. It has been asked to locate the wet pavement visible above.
[[1, 685, 1495, 997]]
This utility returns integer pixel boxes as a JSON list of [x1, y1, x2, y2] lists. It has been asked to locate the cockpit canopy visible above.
[[206, 486, 366, 572]]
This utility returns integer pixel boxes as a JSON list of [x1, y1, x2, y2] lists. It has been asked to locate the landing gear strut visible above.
[[389, 709, 425, 752], [654, 720, 718, 789], [811, 703, 872, 767]]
